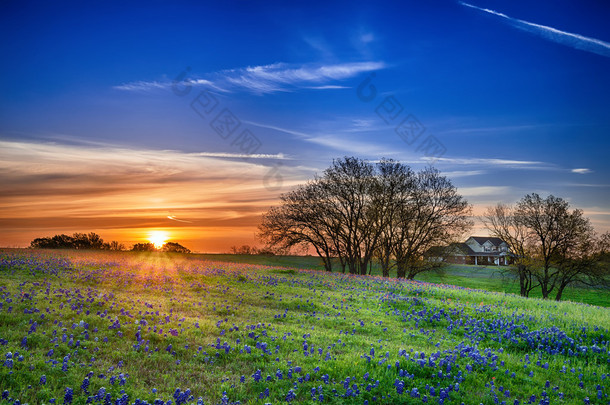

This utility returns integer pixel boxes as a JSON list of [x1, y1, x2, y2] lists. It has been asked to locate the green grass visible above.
[[0, 249, 609, 405], [193, 254, 610, 307]]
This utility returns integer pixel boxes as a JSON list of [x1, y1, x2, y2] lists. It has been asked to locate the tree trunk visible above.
[[359, 258, 369, 276], [517, 264, 528, 297], [396, 263, 406, 279]]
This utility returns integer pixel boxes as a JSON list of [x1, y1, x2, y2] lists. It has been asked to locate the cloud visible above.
[[459, 186, 513, 197], [303, 135, 397, 156], [112, 81, 170, 91], [443, 170, 486, 178], [460, 2, 610, 58], [193, 152, 290, 160], [167, 215, 193, 223], [114, 61, 385, 94], [434, 157, 545, 167], [571, 168, 592, 174], [0, 139, 312, 250]]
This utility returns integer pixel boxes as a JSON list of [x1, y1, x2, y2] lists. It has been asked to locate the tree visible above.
[[515, 193, 593, 299], [30, 237, 55, 249], [484, 203, 537, 297], [105, 241, 125, 251], [72, 232, 104, 250], [259, 181, 338, 271], [318, 157, 381, 275], [259, 157, 472, 278], [552, 231, 609, 301], [162, 242, 191, 253], [131, 242, 157, 252], [30, 232, 106, 250], [369, 160, 415, 277], [391, 167, 472, 279]]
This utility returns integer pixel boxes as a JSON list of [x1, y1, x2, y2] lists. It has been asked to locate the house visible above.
[[428, 236, 513, 266]]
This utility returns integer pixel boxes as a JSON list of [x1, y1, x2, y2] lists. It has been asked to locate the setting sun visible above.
[[148, 230, 169, 249]]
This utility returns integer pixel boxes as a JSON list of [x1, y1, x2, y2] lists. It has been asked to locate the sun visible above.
[[148, 230, 169, 249]]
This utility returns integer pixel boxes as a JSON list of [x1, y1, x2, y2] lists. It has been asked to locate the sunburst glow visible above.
[[148, 230, 169, 249]]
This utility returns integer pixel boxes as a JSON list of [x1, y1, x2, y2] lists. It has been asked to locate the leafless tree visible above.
[[259, 180, 338, 271], [515, 193, 594, 299], [259, 158, 471, 279], [392, 167, 472, 279], [483, 203, 537, 297]]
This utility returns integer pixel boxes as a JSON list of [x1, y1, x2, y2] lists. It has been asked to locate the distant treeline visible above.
[[30, 233, 191, 253], [30, 232, 124, 250], [132, 242, 191, 253]]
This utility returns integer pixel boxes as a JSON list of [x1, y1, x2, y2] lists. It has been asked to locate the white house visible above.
[[431, 236, 513, 266]]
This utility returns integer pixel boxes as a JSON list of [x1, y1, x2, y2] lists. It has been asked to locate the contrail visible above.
[[460, 2, 610, 58]]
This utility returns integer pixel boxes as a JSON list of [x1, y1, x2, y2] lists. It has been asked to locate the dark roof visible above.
[[428, 241, 515, 258], [467, 236, 506, 246], [450, 242, 476, 256], [425, 243, 474, 257]]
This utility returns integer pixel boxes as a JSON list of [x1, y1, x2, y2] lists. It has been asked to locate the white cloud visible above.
[[113, 81, 170, 91], [443, 170, 486, 178], [460, 2, 610, 58], [304, 134, 399, 156], [435, 157, 544, 167], [460, 186, 512, 197], [571, 168, 592, 174], [114, 61, 386, 94], [193, 152, 290, 160]]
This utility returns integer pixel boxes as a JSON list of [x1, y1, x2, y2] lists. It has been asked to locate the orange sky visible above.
[[1, 140, 608, 253], [0, 140, 308, 252]]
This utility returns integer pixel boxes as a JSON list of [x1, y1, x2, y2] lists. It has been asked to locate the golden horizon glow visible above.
[[148, 230, 169, 249]]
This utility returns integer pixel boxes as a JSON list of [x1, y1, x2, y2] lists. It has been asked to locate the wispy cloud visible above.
[[114, 61, 385, 94], [459, 186, 513, 197], [193, 152, 290, 160], [167, 215, 193, 223], [112, 81, 170, 91], [434, 157, 545, 168], [443, 170, 486, 178], [460, 2, 610, 58], [571, 168, 593, 174]]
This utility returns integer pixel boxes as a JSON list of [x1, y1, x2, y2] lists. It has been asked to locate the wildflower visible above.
[[63, 387, 73, 404]]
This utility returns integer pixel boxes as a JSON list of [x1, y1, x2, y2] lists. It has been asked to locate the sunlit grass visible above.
[[0, 249, 608, 404]]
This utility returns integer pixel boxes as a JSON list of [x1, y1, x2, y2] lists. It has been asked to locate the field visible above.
[[197, 255, 610, 308], [1, 249, 609, 404]]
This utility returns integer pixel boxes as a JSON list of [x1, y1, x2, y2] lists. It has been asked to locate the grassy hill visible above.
[[0, 249, 609, 404], [196, 253, 610, 308]]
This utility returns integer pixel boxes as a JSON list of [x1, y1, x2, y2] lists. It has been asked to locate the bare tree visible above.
[[259, 181, 337, 271], [515, 193, 593, 299], [259, 158, 471, 279], [483, 203, 537, 297], [373, 160, 414, 277], [552, 231, 609, 301], [318, 157, 378, 275], [392, 167, 472, 279]]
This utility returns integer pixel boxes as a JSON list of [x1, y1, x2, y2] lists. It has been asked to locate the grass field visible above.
[[197, 254, 610, 308], [0, 249, 609, 404]]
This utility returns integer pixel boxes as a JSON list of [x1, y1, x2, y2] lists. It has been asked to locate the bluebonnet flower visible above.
[[63, 387, 73, 404], [81, 377, 90, 394]]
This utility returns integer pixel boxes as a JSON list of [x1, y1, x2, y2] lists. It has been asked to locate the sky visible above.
[[1, 0, 609, 252]]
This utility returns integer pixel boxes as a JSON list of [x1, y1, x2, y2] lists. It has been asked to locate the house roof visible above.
[[425, 243, 474, 257], [450, 242, 476, 256], [467, 236, 506, 246]]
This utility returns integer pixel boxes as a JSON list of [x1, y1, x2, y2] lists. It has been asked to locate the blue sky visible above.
[[1, 0, 609, 251]]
